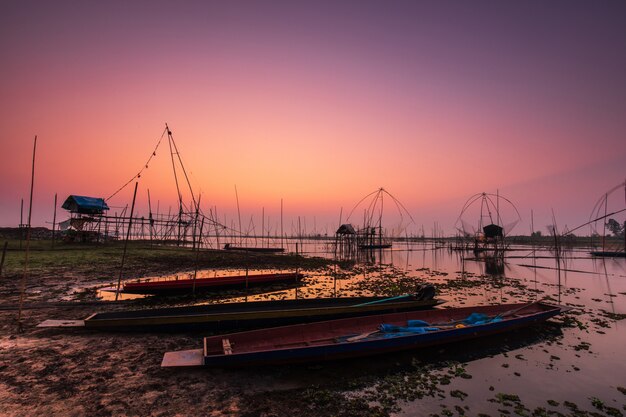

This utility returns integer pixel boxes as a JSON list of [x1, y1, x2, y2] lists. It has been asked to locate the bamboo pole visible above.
[[235, 185, 242, 246], [295, 242, 299, 299], [115, 182, 139, 301], [18, 136, 37, 330], [0, 241, 8, 277], [262, 207, 264, 248], [192, 217, 205, 295], [214, 206, 221, 249], [147, 189, 153, 247], [602, 193, 608, 251], [51, 193, 57, 249], [19, 198, 24, 250]]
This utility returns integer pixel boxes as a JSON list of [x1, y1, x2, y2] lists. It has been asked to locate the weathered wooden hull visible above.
[[358, 244, 392, 249], [161, 302, 569, 367], [224, 246, 285, 253], [38, 293, 442, 332], [590, 251, 626, 258], [121, 272, 302, 295]]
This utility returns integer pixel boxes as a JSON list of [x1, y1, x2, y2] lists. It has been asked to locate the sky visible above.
[[1, 0, 625, 236]]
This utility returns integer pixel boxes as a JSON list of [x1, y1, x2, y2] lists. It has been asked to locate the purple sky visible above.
[[1, 1, 625, 235]]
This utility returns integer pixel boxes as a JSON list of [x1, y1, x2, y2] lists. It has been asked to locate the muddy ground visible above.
[[1, 242, 345, 417], [1, 241, 624, 416]]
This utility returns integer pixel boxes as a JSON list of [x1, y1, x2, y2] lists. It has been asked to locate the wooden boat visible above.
[[39, 293, 442, 332], [162, 302, 570, 367], [121, 272, 302, 295], [358, 244, 392, 250], [590, 251, 626, 258], [37, 287, 441, 331], [224, 243, 284, 253]]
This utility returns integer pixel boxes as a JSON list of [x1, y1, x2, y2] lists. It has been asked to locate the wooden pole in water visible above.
[[602, 193, 608, 252], [235, 185, 242, 247], [115, 182, 139, 301], [214, 206, 221, 249], [262, 207, 265, 248], [192, 217, 205, 295], [280, 199, 284, 251], [295, 242, 299, 299], [18, 136, 37, 330], [19, 198, 24, 250], [0, 241, 8, 277], [51, 193, 57, 249], [147, 189, 153, 247]]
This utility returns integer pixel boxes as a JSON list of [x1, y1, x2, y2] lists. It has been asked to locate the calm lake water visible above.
[[100, 239, 626, 415]]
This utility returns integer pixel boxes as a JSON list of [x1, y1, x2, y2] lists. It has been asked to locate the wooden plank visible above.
[[161, 349, 204, 367], [222, 338, 233, 355], [36, 320, 85, 328]]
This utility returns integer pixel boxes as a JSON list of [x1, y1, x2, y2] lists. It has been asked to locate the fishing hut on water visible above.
[[455, 192, 521, 253], [56, 125, 226, 247], [334, 188, 415, 260], [59, 195, 110, 242], [334, 223, 357, 259]]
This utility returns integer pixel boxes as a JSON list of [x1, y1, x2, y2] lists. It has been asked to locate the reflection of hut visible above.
[[484, 255, 505, 276], [335, 223, 357, 258], [61, 195, 110, 242]]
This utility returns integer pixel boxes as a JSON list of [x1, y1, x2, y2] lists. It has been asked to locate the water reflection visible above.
[[97, 239, 626, 314]]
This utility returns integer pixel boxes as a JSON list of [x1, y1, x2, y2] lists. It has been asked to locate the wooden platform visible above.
[[161, 349, 204, 367], [37, 320, 85, 328]]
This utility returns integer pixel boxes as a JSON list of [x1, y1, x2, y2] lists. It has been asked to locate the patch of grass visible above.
[[2, 241, 332, 280]]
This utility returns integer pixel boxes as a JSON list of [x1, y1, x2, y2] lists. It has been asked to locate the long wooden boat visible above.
[[162, 302, 570, 367], [224, 244, 285, 253], [590, 251, 626, 258], [358, 244, 392, 250], [37, 288, 441, 332], [120, 272, 302, 295]]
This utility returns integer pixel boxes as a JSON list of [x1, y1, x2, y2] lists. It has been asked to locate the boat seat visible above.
[[222, 338, 233, 355]]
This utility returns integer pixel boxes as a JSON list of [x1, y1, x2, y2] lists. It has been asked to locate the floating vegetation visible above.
[[600, 311, 626, 321], [450, 390, 468, 400], [572, 342, 591, 351]]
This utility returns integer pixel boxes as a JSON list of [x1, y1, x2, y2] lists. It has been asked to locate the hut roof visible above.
[[483, 223, 503, 238], [62, 195, 109, 214], [336, 224, 356, 235]]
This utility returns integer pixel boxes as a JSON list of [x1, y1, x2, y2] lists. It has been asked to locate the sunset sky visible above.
[[1, 1, 625, 236]]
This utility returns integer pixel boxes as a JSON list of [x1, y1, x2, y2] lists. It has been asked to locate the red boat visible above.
[[122, 272, 303, 295], [224, 243, 285, 253], [162, 302, 570, 367]]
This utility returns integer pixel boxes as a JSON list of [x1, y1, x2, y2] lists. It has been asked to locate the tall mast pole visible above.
[[115, 182, 139, 301], [166, 124, 183, 244], [18, 136, 37, 329], [51, 193, 57, 248]]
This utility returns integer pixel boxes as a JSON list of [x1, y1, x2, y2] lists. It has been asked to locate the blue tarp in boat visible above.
[[375, 312, 504, 339]]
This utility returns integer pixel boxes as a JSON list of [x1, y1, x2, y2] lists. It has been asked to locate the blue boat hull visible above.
[[200, 304, 565, 367]]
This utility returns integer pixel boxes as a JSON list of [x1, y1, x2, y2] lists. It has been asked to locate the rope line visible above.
[[106, 127, 168, 201]]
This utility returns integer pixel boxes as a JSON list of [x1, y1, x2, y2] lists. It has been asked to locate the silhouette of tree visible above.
[[605, 219, 625, 237]]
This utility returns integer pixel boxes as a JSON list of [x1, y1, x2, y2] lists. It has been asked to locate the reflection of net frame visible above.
[[588, 180, 626, 236], [587, 180, 626, 252]]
